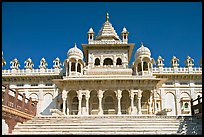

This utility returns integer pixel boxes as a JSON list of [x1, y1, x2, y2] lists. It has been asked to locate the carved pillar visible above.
[[100, 55, 103, 67], [138, 89, 142, 115], [77, 91, 82, 115], [86, 91, 90, 115], [117, 90, 122, 115], [153, 89, 157, 114], [148, 63, 150, 75], [113, 55, 116, 66], [149, 91, 153, 114], [135, 66, 138, 75], [66, 98, 69, 115], [75, 60, 78, 74], [62, 90, 67, 115], [68, 61, 71, 76], [37, 90, 44, 115], [98, 90, 103, 115], [130, 91, 134, 115], [14, 89, 18, 109], [141, 61, 143, 76]]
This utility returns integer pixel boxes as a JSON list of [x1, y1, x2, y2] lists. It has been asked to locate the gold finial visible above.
[[106, 12, 109, 21]]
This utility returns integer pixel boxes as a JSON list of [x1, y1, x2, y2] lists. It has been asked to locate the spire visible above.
[[141, 42, 144, 47], [74, 43, 77, 48], [96, 13, 120, 41], [106, 12, 109, 22]]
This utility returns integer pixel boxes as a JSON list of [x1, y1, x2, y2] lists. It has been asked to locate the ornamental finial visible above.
[[74, 43, 77, 48], [106, 12, 109, 21], [141, 42, 144, 47]]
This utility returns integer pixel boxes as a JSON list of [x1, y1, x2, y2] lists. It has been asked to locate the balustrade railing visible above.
[[191, 96, 202, 116], [2, 68, 62, 76], [152, 67, 202, 74], [2, 84, 37, 116]]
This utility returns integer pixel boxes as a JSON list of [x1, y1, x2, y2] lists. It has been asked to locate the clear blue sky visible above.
[[2, 2, 202, 69]]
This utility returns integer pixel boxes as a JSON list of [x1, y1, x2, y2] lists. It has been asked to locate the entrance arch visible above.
[[121, 90, 131, 114], [103, 96, 115, 115], [71, 97, 79, 115]]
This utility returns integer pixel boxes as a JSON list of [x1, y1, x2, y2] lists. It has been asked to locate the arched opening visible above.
[[71, 97, 79, 115], [116, 58, 122, 65], [81, 95, 86, 115], [42, 93, 53, 115], [94, 58, 100, 66], [103, 58, 113, 66], [89, 91, 99, 115], [165, 92, 176, 116], [138, 63, 142, 72], [103, 96, 115, 115], [71, 62, 75, 71], [77, 63, 81, 73], [141, 90, 151, 114], [143, 62, 148, 71], [121, 90, 130, 114]]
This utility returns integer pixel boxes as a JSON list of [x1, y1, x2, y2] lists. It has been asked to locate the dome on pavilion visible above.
[[67, 43, 83, 59]]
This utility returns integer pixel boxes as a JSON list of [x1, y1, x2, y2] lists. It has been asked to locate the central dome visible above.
[[67, 43, 83, 59], [135, 43, 151, 58]]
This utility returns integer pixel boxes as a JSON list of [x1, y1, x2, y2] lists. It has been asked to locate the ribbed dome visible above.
[[67, 43, 83, 59], [135, 43, 151, 58]]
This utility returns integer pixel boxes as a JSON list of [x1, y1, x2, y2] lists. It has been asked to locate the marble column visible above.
[[77, 91, 82, 115], [75, 61, 78, 74], [153, 89, 157, 114], [138, 89, 142, 115], [130, 92, 134, 115], [148, 63, 150, 75], [149, 92, 153, 114], [62, 90, 68, 115], [98, 90, 103, 115], [135, 66, 138, 75], [66, 98, 69, 115], [86, 92, 90, 115], [138, 97, 142, 115], [68, 61, 71, 76], [117, 90, 122, 115]]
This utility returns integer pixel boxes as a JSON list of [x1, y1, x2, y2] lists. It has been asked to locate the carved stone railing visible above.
[[152, 67, 202, 74], [2, 84, 38, 134], [2, 84, 37, 116], [2, 68, 62, 76], [88, 40, 126, 44], [191, 96, 202, 117]]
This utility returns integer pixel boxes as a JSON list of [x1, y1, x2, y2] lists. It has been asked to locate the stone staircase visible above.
[[11, 115, 202, 135]]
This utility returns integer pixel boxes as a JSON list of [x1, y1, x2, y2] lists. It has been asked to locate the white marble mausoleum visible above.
[[2, 13, 202, 117]]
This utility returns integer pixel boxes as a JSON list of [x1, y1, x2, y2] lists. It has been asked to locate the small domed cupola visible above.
[[135, 42, 151, 59], [64, 43, 85, 77], [67, 43, 84, 60], [132, 42, 154, 76], [121, 27, 129, 43], [88, 27, 94, 43]]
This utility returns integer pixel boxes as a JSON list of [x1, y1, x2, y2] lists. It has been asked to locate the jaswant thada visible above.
[[2, 13, 202, 135]]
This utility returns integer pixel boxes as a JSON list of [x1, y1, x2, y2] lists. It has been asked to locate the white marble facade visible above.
[[2, 13, 202, 116]]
